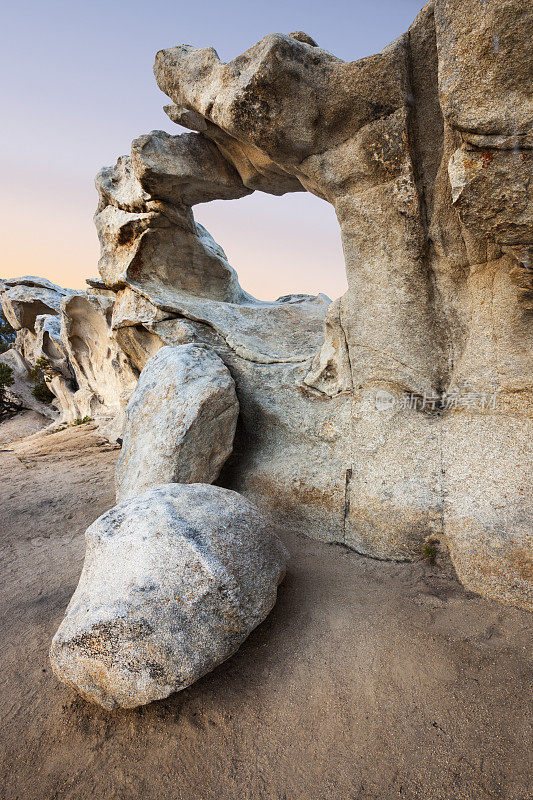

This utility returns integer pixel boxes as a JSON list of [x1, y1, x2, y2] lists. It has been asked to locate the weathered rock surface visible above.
[[94, 201, 248, 303], [50, 483, 288, 709], [131, 130, 252, 206], [434, 0, 533, 137], [116, 345, 239, 502], [442, 413, 532, 611], [0, 276, 71, 331], [0, 277, 143, 434], [94, 137, 251, 304], [144, 0, 532, 607], [59, 293, 138, 437], [5, 0, 533, 611], [117, 284, 330, 364]]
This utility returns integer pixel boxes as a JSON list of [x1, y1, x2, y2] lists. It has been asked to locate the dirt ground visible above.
[[0, 414, 531, 800], [0, 410, 51, 447]]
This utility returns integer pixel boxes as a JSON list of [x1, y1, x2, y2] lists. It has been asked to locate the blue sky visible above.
[[1, 0, 427, 299]]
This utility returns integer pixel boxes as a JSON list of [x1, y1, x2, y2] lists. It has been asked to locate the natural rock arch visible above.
[[2, 0, 531, 612], [95, 2, 532, 609]]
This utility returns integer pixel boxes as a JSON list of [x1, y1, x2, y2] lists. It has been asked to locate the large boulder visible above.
[[50, 483, 288, 709], [115, 344, 239, 502]]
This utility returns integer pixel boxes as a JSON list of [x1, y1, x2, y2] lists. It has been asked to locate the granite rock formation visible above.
[[3, 0, 531, 613], [146, 0, 531, 608]]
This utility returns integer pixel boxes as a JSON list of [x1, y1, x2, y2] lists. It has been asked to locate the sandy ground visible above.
[[0, 410, 50, 446], [0, 416, 531, 800]]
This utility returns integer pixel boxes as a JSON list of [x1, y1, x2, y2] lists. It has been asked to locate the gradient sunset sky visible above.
[[2, 0, 426, 300]]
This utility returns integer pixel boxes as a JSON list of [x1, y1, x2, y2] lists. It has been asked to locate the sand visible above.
[[0, 417, 531, 800]]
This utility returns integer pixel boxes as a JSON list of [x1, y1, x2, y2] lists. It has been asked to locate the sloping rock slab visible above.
[[127, 280, 330, 363]]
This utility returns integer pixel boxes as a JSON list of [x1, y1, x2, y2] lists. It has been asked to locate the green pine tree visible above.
[[0, 309, 15, 353], [0, 362, 21, 419]]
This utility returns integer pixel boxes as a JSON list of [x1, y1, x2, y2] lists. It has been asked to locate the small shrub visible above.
[[29, 357, 54, 404], [0, 363, 14, 394], [31, 356, 54, 379], [423, 542, 437, 564], [0, 362, 21, 419], [31, 381, 54, 403], [73, 416, 92, 425], [0, 310, 15, 353]]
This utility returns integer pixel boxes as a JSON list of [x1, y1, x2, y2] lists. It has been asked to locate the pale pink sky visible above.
[[1, 0, 426, 301]]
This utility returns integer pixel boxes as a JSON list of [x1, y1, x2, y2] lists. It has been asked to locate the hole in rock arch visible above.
[[194, 191, 347, 302]]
